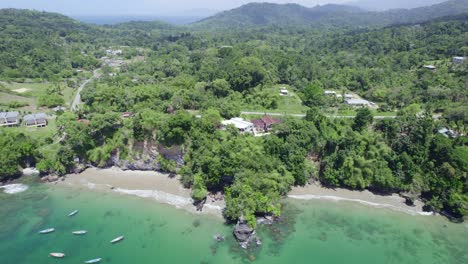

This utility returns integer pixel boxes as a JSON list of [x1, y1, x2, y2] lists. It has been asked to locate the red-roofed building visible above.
[[251, 116, 282, 133], [77, 119, 90, 125], [122, 112, 133, 118]]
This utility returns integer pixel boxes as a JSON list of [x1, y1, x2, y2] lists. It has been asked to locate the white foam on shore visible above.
[[113, 188, 193, 209], [288, 194, 432, 216], [0, 184, 29, 194], [204, 203, 223, 212]]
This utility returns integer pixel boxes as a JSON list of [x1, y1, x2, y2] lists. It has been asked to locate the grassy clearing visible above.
[[0, 81, 75, 110], [0, 92, 36, 112], [242, 84, 307, 114]]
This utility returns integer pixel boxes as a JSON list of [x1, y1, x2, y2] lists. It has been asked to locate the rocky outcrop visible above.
[[233, 215, 257, 249], [118, 159, 161, 171], [41, 175, 60, 183], [73, 163, 88, 174], [257, 215, 274, 225], [22, 167, 40, 176], [158, 145, 185, 166]]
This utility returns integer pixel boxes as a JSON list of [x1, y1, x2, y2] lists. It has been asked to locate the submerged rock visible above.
[[213, 234, 225, 242]]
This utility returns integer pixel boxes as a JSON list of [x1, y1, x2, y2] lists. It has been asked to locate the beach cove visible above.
[[0, 171, 467, 264]]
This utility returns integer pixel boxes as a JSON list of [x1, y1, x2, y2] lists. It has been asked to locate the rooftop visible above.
[[0, 112, 19, 118], [222, 118, 253, 130], [345, 99, 369, 105]]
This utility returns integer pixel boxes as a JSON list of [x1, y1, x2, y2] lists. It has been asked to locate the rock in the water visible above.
[[41, 175, 60, 182], [257, 215, 274, 225], [213, 234, 225, 242], [233, 216, 255, 243]]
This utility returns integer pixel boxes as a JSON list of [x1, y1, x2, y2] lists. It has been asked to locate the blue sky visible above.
[[0, 0, 348, 15]]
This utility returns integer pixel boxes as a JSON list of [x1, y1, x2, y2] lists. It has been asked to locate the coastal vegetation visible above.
[[0, 2, 467, 225]]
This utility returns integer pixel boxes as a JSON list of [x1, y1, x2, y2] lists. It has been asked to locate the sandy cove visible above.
[[56, 167, 225, 218], [53, 167, 433, 219], [289, 183, 432, 216]]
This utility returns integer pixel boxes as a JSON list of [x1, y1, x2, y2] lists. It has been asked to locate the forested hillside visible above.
[[193, 0, 468, 29], [0, 7, 466, 224], [0, 9, 100, 79]]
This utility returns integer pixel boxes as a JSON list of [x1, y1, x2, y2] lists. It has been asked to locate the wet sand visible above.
[[289, 183, 431, 216], [57, 167, 431, 219], [57, 167, 225, 218]]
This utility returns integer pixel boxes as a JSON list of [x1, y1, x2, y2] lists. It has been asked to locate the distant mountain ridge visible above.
[[193, 0, 468, 29], [349, 0, 446, 11]]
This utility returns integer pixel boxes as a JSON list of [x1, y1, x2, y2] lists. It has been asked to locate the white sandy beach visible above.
[[56, 167, 433, 219], [57, 167, 225, 218], [289, 183, 431, 216]]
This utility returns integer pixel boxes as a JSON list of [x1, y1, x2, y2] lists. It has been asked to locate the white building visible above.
[[423, 65, 436, 70], [24, 113, 48, 127], [279, 88, 289, 96], [345, 99, 370, 107], [221, 118, 254, 133], [453, 56, 466, 64], [0, 112, 19, 126], [324, 90, 337, 96]]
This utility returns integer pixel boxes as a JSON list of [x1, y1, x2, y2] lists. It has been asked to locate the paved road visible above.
[[71, 69, 99, 111], [240, 111, 396, 119]]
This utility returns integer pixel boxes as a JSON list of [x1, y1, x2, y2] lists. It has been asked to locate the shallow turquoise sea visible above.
[[0, 182, 466, 264]]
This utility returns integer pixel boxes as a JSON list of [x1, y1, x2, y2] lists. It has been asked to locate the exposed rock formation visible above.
[[233, 215, 256, 248]]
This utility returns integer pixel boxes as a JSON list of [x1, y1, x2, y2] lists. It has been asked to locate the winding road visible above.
[[71, 69, 99, 111]]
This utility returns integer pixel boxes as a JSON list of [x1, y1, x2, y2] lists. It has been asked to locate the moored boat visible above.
[[39, 228, 55, 234], [50, 253, 65, 258], [84, 258, 102, 263], [68, 210, 79, 217], [110, 235, 124, 244], [72, 230, 87, 235]]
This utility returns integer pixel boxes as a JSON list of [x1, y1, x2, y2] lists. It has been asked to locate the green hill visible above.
[[193, 0, 468, 30]]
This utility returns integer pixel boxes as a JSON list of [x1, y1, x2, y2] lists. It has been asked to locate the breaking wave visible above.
[[288, 194, 433, 216], [0, 184, 29, 194], [113, 188, 193, 208]]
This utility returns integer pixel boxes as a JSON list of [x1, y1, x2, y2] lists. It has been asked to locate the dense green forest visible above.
[[0, 6, 467, 225]]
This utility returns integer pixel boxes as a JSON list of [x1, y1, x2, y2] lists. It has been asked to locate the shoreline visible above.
[[54, 167, 225, 218], [289, 183, 431, 216], [2, 168, 439, 218]]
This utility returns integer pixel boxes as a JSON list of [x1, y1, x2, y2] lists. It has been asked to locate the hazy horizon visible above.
[[0, 0, 446, 16]]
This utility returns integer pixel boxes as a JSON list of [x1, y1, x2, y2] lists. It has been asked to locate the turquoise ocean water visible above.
[[0, 182, 466, 264]]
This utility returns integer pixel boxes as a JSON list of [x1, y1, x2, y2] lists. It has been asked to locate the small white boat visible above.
[[110, 235, 124, 244], [39, 228, 55, 234], [68, 210, 79, 217], [72, 230, 87, 235], [84, 258, 102, 263], [50, 253, 65, 258]]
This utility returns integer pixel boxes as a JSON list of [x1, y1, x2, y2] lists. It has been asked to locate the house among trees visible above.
[[324, 90, 337, 96], [438, 128, 458, 138], [221, 118, 254, 133], [0, 112, 19, 127], [279, 88, 289, 96], [423, 64, 436, 70], [345, 99, 370, 107], [121, 112, 133, 118], [251, 115, 282, 133], [452, 56, 466, 64], [23, 113, 48, 127]]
